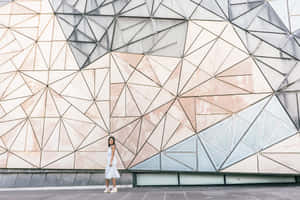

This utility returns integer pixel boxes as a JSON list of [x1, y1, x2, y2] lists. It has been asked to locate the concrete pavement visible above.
[[0, 185, 299, 200]]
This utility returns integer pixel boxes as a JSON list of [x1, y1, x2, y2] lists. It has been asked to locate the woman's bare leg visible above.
[[105, 179, 109, 188], [112, 178, 116, 188]]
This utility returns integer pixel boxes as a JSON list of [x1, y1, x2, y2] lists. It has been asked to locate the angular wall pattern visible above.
[[0, 0, 300, 174]]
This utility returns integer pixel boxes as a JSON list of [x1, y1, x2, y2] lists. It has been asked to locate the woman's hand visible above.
[[109, 162, 112, 167]]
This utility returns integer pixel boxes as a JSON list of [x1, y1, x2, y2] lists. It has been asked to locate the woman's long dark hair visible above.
[[108, 136, 116, 147]]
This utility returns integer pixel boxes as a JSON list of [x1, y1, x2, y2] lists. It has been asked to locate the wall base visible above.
[[1, 169, 300, 188], [0, 169, 132, 188], [132, 171, 300, 187]]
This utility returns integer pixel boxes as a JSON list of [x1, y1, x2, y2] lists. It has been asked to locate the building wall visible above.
[[0, 0, 300, 174]]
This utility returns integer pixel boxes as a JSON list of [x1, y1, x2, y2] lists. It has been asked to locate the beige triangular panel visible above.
[[3, 73, 32, 100], [1, 120, 25, 148], [199, 39, 235, 76], [10, 120, 40, 151], [184, 40, 215, 67], [111, 56, 125, 83], [85, 102, 107, 130], [163, 62, 181, 96], [28, 90, 46, 117], [222, 154, 258, 173], [0, 105, 27, 121], [178, 98, 196, 131], [110, 83, 125, 113], [113, 120, 140, 144], [14, 152, 41, 167], [264, 134, 300, 153], [51, 44, 79, 70], [146, 88, 174, 113], [80, 70, 94, 98], [0, 97, 28, 115], [29, 118, 44, 147], [43, 120, 60, 151], [112, 53, 135, 82], [110, 117, 139, 133], [147, 116, 165, 150], [136, 56, 161, 85], [220, 24, 248, 52], [196, 114, 230, 132], [75, 151, 106, 169], [79, 126, 108, 149], [63, 106, 92, 122], [259, 154, 297, 174], [63, 119, 94, 150], [78, 136, 107, 152], [42, 152, 74, 169], [62, 72, 93, 100], [21, 73, 46, 94], [185, 24, 217, 55], [116, 141, 135, 168], [147, 56, 180, 86], [123, 120, 141, 153], [128, 70, 160, 87], [42, 117, 60, 142], [115, 149, 125, 169], [22, 71, 49, 85], [50, 89, 70, 115], [184, 21, 203, 54], [180, 65, 211, 95], [0, 138, 6, 149], [48, 71, 77, 85], [137, 117, 156, 152], [45, 89, 60, 117], [262, 153, 300, 172], [164, 124, 194, 150], [216, 49, 248, 74], [95, 70, 109, 101], [0, 73, 16, 96], [129, 142, 159, 168], [16, 45, 36, 70], [200, 93, 270, 113], [0, 152, 8, 168], [7, 152, 39, 168], [111, 86, 126, 117], [127, 84, 160, 114], [58, 121, 74, 151], [193, 21, 228, 36], [96, 101, 110, 129], [84, 53, 110, 70]]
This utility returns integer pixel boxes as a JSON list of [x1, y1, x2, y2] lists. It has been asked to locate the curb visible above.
[[0, 185, 133, 192]]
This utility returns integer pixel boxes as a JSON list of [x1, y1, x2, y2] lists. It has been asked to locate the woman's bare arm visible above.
[[110, 145, 116, 166]]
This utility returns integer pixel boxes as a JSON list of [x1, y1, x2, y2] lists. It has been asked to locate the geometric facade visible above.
[[0, 0, 300, 174]]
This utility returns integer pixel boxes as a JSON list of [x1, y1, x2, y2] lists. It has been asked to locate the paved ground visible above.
[[0, 185, 299, 200]]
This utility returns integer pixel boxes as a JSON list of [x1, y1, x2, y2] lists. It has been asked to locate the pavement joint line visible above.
[[0, 185, 133, 192], [141, 191, 148, 200], [119, 191, 131, 200], [183, 191, 188, 200]]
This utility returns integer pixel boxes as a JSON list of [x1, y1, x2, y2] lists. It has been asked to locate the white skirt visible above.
[[105, 165, 120, 179]]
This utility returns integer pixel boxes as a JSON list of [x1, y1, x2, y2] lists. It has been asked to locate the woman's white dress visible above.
[[105, 146, 120, 179]]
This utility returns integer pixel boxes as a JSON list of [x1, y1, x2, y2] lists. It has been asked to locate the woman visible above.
[[104, 136, 120, 193]]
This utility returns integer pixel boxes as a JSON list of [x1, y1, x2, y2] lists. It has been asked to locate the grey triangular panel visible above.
[[200, 96, 270, 170], [223, 96, 297, 169], [130, 154, 160, 170], [161, 152, 192, 171]]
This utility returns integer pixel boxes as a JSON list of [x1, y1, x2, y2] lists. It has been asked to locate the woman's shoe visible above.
[[111, 187, 118, 193], [104, 187, 110, 193]]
